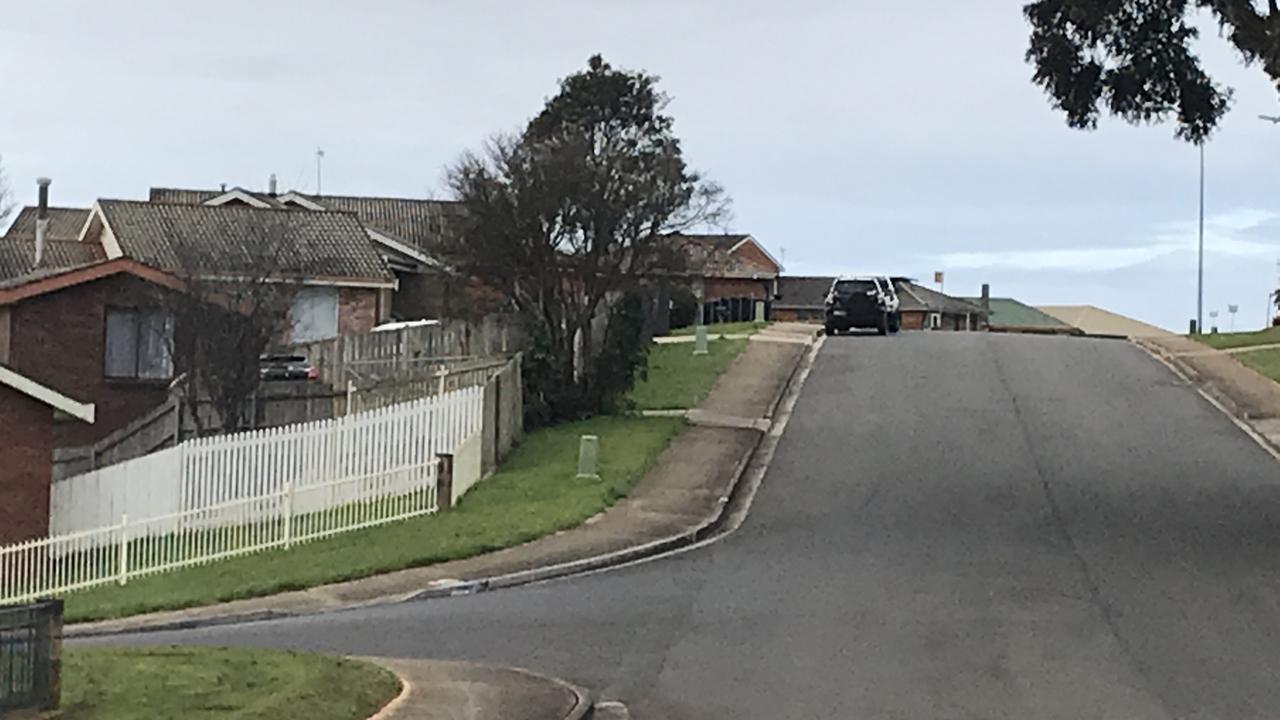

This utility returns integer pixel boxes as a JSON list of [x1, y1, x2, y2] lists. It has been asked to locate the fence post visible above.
[[437, 453, 454, 511], [117, 513, 129, 586], [283, 480, 295, 549], [436, 368, 447, 397], [346, 379, 356, 416]]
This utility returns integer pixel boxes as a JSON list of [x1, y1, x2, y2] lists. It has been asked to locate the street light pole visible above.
[[1197, 141, 1205, 334]]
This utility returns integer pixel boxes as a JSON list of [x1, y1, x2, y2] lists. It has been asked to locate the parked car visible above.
[[259, 354, 319, 381], [824, 276, 901, 335]]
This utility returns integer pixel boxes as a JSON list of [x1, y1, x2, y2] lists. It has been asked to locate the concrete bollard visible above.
[[577, 435, 601, 480], [754, 300, 766, 323], [693, 325, 709, 355]]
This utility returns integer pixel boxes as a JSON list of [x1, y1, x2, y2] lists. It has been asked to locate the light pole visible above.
[[1197, 141, 1205, 334], [1228, 304, 1238, 332]]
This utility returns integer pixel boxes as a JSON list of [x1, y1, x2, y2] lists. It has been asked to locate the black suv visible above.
[[824, 276, 901, 335]]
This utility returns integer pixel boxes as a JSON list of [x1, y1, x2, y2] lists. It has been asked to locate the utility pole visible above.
[[1196, 141, 1205, 334]]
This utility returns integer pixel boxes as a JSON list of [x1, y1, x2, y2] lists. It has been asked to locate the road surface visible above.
[[98, 333, 1280, 719]]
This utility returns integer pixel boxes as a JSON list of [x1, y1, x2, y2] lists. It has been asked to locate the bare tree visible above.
[[159, 212, 297, 434], [0, 155, 14, 227]]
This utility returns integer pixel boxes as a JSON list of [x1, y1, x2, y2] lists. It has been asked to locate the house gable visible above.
[[728, 235, 783, 275]]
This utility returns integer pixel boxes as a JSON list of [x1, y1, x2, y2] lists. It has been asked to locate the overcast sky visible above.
[[2, 1, 1277, 330]]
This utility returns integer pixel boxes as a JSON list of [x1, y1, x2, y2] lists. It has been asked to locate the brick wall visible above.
[[704, 277, 771, 302], [900, 311, 926, 331], [392, 271, 506, 322], [0, 387, 53, 544], [338, 287, 379, 335], [731, 240, 781, 274], [8, 273, 171, 447], [773, 307, 824, 323]]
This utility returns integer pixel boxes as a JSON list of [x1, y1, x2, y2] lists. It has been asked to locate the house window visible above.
[[104, 308, 174, 379], [928, 313, 942, 330], [291, 287, 339, 343]]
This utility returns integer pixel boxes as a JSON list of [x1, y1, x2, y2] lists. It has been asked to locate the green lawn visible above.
[[1194, 326, 1280, 350], [62, 647, 398, 720], [1236, 347, 1280, 382], [668, 321, 767, 337], [628, 338, 749, 410], [63, 415, 683, 622]]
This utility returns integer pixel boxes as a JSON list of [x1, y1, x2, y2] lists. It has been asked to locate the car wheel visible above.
[[824, 324, 837, 336]]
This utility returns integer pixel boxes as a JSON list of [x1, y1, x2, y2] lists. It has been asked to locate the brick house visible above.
[[0, 364, 94, 544], [0, 258, 186, 447], [148, 187, 503, 322], [671, 234, 783, 324], [772, 276, 835, 322], [894, 280, 989, 331]]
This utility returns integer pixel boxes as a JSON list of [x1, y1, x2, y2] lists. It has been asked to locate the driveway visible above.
[[98, 333, 1280, 719]]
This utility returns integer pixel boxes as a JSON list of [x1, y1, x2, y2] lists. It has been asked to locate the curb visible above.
[[362, 658, 591, 720], [1132, 338, 1280, 461], [405, 332, 816, 602], [66, 335, 819, 637]]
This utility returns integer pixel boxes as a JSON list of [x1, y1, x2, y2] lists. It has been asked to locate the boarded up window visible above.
[[291, 287, 339, 343]]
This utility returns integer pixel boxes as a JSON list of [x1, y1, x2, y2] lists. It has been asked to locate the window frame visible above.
[[103, 305, 175, 382]]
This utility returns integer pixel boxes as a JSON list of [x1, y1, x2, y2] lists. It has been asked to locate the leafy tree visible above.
[[447, 55, 729, 425], [1024, 0, 1280, 142]]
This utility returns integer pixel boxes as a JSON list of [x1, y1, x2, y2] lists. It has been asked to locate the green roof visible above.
[[986, 298, 1069, 328], [960, 297, 1069, 328]]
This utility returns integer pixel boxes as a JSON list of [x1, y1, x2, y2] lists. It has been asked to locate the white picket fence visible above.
[[0, 386, 483, 605]]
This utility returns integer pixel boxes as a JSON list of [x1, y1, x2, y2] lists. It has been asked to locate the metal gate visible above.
[[0, 599, 62, 714]]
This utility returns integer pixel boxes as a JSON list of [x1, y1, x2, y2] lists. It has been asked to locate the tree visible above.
[[0, 155, 14, 227], [1024, 0, 1280, 142], [447, 55, 729, 425], [160, 213, 296, 434]]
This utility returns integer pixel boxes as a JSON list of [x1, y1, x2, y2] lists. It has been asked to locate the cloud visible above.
[[937, 208, 1280, 272]]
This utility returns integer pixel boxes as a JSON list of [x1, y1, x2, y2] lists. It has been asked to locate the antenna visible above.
[[316, 147, 326, 195]]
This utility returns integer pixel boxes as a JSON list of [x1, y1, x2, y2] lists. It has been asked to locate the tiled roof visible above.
[[895, 281, 987, 315], [148, 187, 224, 205], [149, 187, 460, 255], [3, 206, 91, 241], [291, 194, 462, 253], [0, 238, 106, 282], [97, 200, 394, 285], [775, 276, 834, 308], [964, 297, 1067, 329]]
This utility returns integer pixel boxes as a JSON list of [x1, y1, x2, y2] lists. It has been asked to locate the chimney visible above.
[[268, 173, 278, 196], [34, 177, 51, 268]]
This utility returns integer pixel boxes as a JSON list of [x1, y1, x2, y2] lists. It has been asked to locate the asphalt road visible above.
[[99, 333, 1280, 719]]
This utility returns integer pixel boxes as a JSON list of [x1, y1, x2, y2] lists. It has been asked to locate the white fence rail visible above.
[[1, 387, 483, 605]]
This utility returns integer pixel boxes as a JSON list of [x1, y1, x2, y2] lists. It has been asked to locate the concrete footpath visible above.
[[364, 658, 591, 720], [1136, 333, 1280, 454], [67, 323, 818, 638]]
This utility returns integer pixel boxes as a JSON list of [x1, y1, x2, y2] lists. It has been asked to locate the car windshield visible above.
[[833, 280, 876, 296]]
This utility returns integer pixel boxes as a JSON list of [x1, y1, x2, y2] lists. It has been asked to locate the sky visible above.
[[1, 1, 1277, 331]]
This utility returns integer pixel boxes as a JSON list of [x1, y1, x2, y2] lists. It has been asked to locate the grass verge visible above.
[[1236, 347, 1280, 382], [62, 647, 398, 720], [628, 337, 749, 410], [1194, 326, 1280, 350], [63, 416, 683, 622], [667, 320, 767, 337]]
